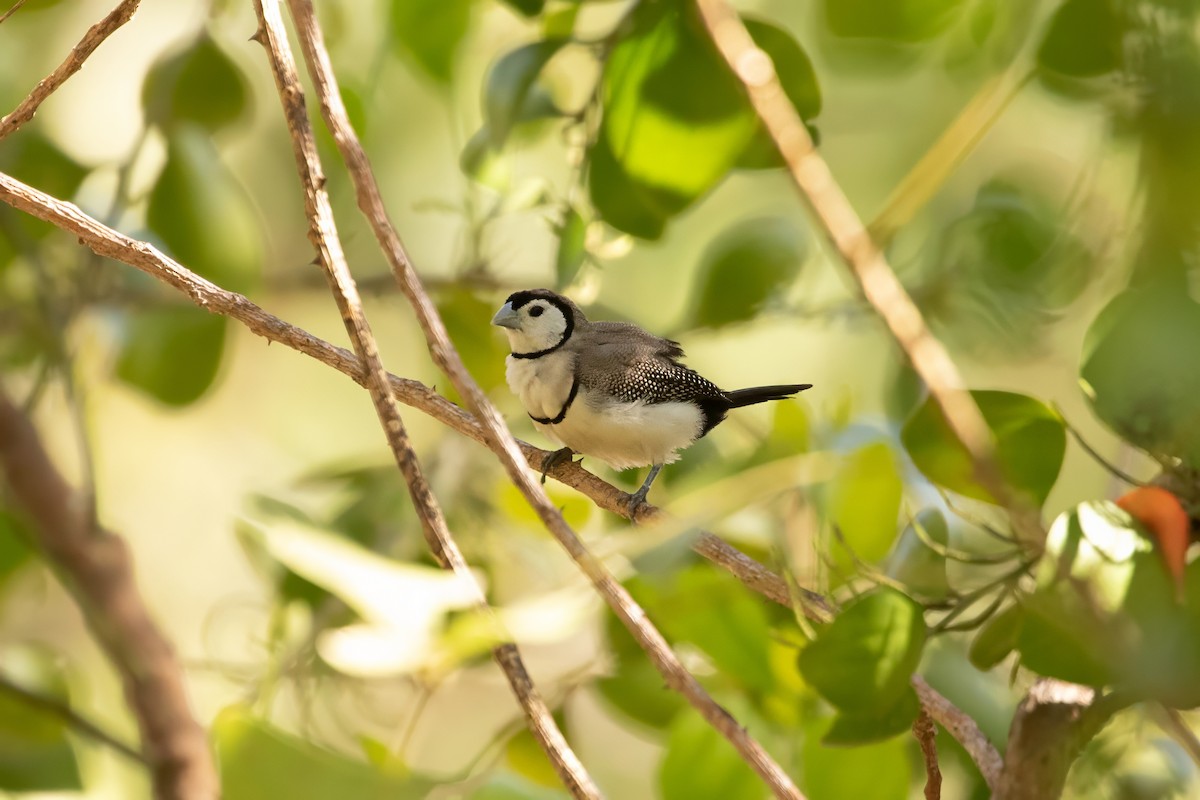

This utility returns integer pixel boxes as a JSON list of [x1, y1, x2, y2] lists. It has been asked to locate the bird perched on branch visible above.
[[491, 288, 811, 512]]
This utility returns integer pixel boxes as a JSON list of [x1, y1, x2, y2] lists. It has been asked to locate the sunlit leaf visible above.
[[659, 713, 760, 800], [901, 390, 1065, 506], [798, 588, 925, 716], [1081, 281, 1200, 468], [691, 217, 807, 328], [830, 441, 903, 565], [470, 772, 571, 800], [736, 18, 822, 169], [115, 308, 227, 407], [822, 0, 966, 42], [216, 707, 435, 799], [147, 126, 262, 294], [0, 647, 82, 792], [142, 31, 248, 132], [484, 40, 564, 147], [554, 206, 587, 288], [461, 127, 511, 190], [390, 0, 473, 84], [505, 713, 567, 788]]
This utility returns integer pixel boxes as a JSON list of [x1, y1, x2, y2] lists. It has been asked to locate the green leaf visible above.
[[1081, 281, 1200, 468], [554, 206, 587, 288], [484, 40, 564, 147], [968, 602, 1023, 670], [460, 127, 511, 190], [587, 0, 758, 237], [469, 772, 571, 800], [438, 289, 510, 400], [115, 308, 227, 407], [142, 31, 248, 132], [659, 713, 760, 800], [216, 707, 436, 799], [798, 588, 926, 715], [0, 508, 33, 588], [390, 0, 472, 84], [823, 686, 920, 745], [500, 0, 544, 16], [691, 217, 807, 328], [884, 509, 950, 599], [736, 18, 822, 169], [0, 132, 87, 202], [829, 441, 903, 565], [901, 390, 1066, 506], [823, 0, 967, 42], [801, 716, 910, 800], [0, 647, 82, 792], [147, 126, 262, 294], [505, 715, 567, 788], [1036, 0, 1124, 81]]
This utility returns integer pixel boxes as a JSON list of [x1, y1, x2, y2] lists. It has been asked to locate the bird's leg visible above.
[[540, 447, 575, 484], [627, 463, 664, 514]]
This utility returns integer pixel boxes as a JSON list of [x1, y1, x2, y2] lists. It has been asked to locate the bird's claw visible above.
[[626, 487, 650, 517], [540, 447, 575, 485]]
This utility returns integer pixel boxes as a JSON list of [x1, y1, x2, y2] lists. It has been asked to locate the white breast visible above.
[[505, 352, 576, 421]]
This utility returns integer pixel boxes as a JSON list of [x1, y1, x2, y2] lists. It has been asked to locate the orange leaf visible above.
[[1116, 486, 1190, 598]]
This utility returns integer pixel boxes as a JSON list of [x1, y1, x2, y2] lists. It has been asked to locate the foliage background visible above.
[[1, 0, 1198, 797]]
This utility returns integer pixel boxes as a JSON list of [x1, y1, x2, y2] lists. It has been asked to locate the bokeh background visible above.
[[1, 0, 1198, 797]]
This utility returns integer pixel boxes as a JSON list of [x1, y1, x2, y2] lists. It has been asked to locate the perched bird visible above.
[[491, 288, 811, 511]]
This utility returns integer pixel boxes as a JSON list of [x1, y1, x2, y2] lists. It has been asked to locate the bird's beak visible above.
[[491, 302, 521, 330]]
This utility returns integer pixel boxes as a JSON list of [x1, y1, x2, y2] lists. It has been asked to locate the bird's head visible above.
[[491, 289, 582, 357]]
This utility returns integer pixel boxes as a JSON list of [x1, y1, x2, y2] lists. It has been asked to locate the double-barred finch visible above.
[[492, 288, 812, 511]]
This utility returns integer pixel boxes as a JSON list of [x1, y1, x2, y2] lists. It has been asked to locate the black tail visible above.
[[725, 383, 812, 408]]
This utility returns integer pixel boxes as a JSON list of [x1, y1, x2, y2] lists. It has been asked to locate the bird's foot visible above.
[[540, 447, 575, 484], [626, 486, 652, 517]]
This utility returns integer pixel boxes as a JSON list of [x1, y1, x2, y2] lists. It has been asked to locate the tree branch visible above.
[[692, 0, 1043, 544], [0, 671, 146, 764], [247, 2, 599, 797], [0, 167, 998, 793], [912, 708, 942, 800], [0, 0, 141, 140], [281, 1, 804, 796], [0, 388, 217, 799]]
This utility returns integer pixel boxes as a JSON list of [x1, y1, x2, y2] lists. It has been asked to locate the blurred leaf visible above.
[[884, 509, 950, 599], [505, 714, 567, 788], [802, 715, 910, 800], [554, 206, 587, 288], [901, 390, 1065, 506], [830, 441, 903, 565], [736, 18, 822, 169], [484, 40, 564, 147], [0, 647, 81, 792], [115, 308, 227, 407], [216, 707, 436, 798], [745, 399, 811, 467], [968, 602, 1023, 670], [587, 0, 758, 238], [798, 588, 925, 716], [461, 127, 511, 190], [659, 712, 760, 800], [438, 289, 510, 399], [142, 31, 248, 132], [1036, 0, 1124, 81], [595, 578, 686, 729], [0, 508, 33, 588], [823, 685, 920, 745], [390, 0, 472, 84], [691, 217, 806, 328], [823, 0, 966, 42], [1081, 281, 1200, 468], [0, 132, 87, 202], [500, 0, 544, 16], [542, 4, 579, 39], [147, 126, 262, 294], [468, 772, 570, 800]]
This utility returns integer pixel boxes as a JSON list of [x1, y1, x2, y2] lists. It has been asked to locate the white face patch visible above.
[[503, 300, 569, 355]]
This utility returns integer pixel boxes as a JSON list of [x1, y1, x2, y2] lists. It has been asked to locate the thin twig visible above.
[[0, 388, 217, 799], [1055, 405, 1149, 488], [912, 708, 942, 800], [0, 0, 141, 140], [282, 1, 804, 796], [248, 3, 600, 798], [0, 0, 27, 26], [0, 168, 999, 791], [1153, 705, 1200, 769], [0, 672, 147, 764], [692, 0, 1044, 546]]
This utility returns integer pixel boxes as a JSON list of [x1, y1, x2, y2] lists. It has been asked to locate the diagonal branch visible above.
[[0, 167, 998, 793], [247, 1, 599, 797], [0, 0, 141, 140], [282, 1, 803, 796], [692, 0, 1043, 544], [0, 388, 217, 799]]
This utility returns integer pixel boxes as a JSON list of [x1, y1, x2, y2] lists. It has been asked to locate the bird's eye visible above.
[[529, 305, 545, 318]]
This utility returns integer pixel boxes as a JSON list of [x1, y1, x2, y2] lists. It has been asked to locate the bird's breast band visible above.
[[528, 376, 580, 425]]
